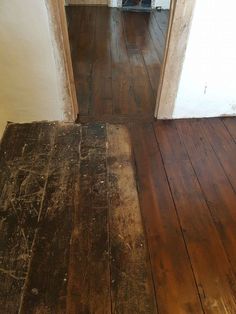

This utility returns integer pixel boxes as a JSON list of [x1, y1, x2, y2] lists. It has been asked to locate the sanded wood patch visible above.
[[107, 124, 157, 313]]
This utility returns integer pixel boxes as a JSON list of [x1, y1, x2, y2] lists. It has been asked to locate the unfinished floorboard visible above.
[[20, 124, 81, 313], [155, 121, 236, 313], [67, 123, 111, 313], [107, 124, 157, 313], [130, 123, 203, 313], [0, 123, 56, 313]]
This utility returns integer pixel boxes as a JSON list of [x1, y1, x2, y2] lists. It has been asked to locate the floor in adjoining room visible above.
[[1, 117, 236, 313], [66, 6, 169, 123]]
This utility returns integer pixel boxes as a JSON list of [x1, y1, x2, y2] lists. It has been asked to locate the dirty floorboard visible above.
[[1, 117, 236, 313]]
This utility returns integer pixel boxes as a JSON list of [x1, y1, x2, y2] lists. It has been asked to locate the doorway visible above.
[[66, 4, 170, 123]]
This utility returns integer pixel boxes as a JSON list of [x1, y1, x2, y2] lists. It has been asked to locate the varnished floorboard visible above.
[[66, 6, 168, 122], [1, 118, 236, 313]]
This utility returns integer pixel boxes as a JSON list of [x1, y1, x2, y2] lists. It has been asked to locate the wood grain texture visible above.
[[0, 123, 56, 313], [20, 124, 81, 313], [46, 0, 78, 120], [70, 6, 97, 115], [92, 8, 113, 116], [155, 0, 196, 119], [130, 123, 203, 313], [176, 119, 236, 275], [107, 124, 157, 313], [202, 118, 236, 191], [222, 117, 236, 141], [155, 120, 236, 313], [110, 10, 136, 115], [67, 123, 111, 313]]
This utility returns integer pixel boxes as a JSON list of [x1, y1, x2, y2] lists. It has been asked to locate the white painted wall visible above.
[[0, 0, 67, 138], [173, 0, 236, 118]]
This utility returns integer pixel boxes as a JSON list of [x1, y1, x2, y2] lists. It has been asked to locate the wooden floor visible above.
[[66, 6, 168, 122], [1, 117, 236, 313]]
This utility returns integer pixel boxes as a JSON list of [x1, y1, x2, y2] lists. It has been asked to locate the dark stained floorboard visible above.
[[176, 119, 236, 273], [222, 117, 236, 141], [110, 10, 137, 115], [68, 7, 97, 115], [155, 121, 236, 313], [66, 7, 169, 122], [130, 123, 203, 313], [202, 118, 236, 192]]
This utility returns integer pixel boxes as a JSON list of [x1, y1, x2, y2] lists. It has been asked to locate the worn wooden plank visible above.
[[20, 124, 81, 313], [110, 9, 137, 115], [67, 6, 97, 115], [123, 12, 155, 115], [156, 120, 236, 313], [144, 12, 166, 62], [107, 124, 157, 313], [67, 123, 111, 313], [0, 122, 56, 313], [201, 118, 236, 191], [130, 12, 161, 97], [176, 119, 236, 274], [154, 10, 169, 37], [130, 123, 203, 314], [222, 117, 236, 141], [92, 8, 113, 116]]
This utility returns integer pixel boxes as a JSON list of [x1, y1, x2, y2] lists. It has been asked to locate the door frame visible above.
[[48, 0, 196, 120], [46, 0, 78, 121], [155, 0, 196, 119]]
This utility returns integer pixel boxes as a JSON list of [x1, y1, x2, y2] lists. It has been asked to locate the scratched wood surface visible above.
[[20, 124, 81, 313], [0, 122, 156, 313], [0, 123, 57, 313], [67, 123, 111, 313]]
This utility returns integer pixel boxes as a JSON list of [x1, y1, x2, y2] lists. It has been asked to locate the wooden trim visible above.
[[155, 0, 196, 119], [46, 0, 79, 121]]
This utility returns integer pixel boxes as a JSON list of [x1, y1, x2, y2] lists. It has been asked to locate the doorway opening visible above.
[[65, 3, 170, 123], [122, 0, 152, 12]]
